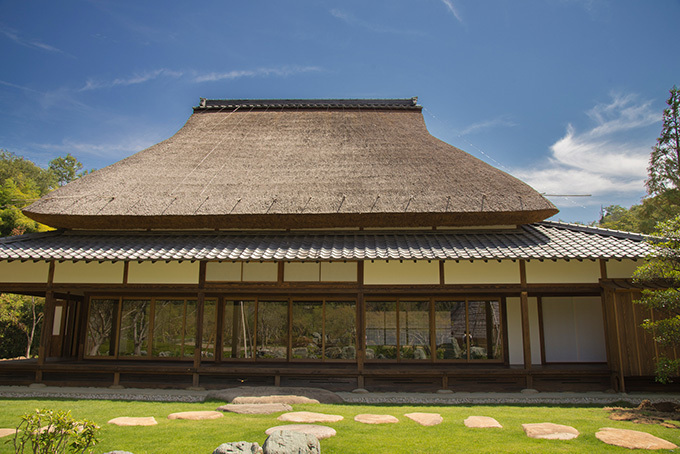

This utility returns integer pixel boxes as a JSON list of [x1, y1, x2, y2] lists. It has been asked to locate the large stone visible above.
[[0, 429, 17, 438], [207, 386, 343, 404], [108, 417, 158, 426], [213, 441, 263, 454], [404, 413, 443, 426], [102, 452, 135, 454], [464, 416, 502, 428], [167, 411, 223, 420], [262, 430, 320, 454], [354, 414, 399, 424], [595, 427, 678, 450], [522, 423, 579, 440], [265, 424, 336, 440], [278, 411, 343, 423], [218, 403, 293, 415], [233, 396, 320, 405]]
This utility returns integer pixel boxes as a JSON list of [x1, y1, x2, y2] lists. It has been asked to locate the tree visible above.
[[599, 190, 680, 234], [633, 216, 680, 383], [646, 86, 680, 195], [0, 294, 44, 358], [48, 153, 90, 186]]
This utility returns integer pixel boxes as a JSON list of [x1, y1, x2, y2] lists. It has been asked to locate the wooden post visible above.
[[357, 261, 365, 375], [519, 260, 532, 388], [193, 262, 207, 387]]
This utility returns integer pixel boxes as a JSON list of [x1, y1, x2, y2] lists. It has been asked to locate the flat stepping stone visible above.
[[278, 411, 343, 423], [207, 386, 343, 404], [596, 427, 678, 450], [354, 414, 399, 424], [522, 423, 579, 440], [0, 429, 17, 438], [404, 413, 442, 426], [232, 395, 320, 405], [167, 411, 223, 420], [464, 416, 502, 428], [265, 424, 336, 440], [108, 416, 157, 426], [217, 403, 292, 414]]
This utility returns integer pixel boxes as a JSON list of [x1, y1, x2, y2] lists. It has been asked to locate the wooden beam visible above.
[[520, 291, 532, 371]]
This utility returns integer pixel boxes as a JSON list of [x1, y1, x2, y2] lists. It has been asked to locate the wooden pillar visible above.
[[37, 261, 56, 376], [519, 260, 532, 388], [193, 262, 207, 388], [357, 261, 365, 375]]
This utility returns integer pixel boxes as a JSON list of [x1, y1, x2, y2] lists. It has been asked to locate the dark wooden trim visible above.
[[123, 262, 129, 285], [520, 291, 532, 371], [194, 292, 205, 370], [600, 259, 608, 280], [439, 260, 445, 286], [611, 293, 626, 392], [537, 296, 546, 365], [501, 297, 510, 365], [519, 260, 527, 289], [277, 262, 284, 284]]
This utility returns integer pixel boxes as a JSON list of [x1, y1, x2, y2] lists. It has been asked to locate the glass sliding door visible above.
[[399, 301, 430, 360], [256, 301, 288, 359], [223, 300, 255, 359]]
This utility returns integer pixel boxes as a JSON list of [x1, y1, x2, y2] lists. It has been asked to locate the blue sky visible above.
[[1, 0, 678, 224]]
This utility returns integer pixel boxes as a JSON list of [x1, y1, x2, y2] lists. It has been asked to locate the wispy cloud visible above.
[[330, 9, 426, 36], [80, 69, 185, 91], [440, 0, 463, 23], [32, 136, 159, 159], [0, 24, 71, 56], [194, 66, 322, 83], [459, 115, 516, 135], [511, 93, 660, 204]]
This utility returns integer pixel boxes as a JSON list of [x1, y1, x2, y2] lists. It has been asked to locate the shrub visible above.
[[11, 409, 99, 454]]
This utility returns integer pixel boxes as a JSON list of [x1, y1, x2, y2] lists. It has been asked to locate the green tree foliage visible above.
[[0, 294, 44, 358], [599, 190, 680, 234], [48, 153, 90, 187], [13, 409, 99, 454], [633, 216, 680, 383], [646, 86, 680, 195]]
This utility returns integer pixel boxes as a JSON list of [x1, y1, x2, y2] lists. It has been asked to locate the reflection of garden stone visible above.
[[213, 441, 262, 454], [414, 347, 427, 360], [470, 346, 486, 359], [342, 346, 356, 359], [365, 348, 375, 359], [292, 347, 308, 358], [262, 430, 319, 454], [325, 347, 342, 359]]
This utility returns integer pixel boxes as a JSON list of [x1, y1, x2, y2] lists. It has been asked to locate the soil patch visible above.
[[606, 400, 680, 429]]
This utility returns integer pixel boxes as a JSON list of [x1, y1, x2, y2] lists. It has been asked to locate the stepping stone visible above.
[[217, 403, 293, 414], [354, 414, 399, 424], [207, 386, 343, 404], [0, 429, 17, 438], [464, 416, 502, 428], [522, 423, 579, 440], [265, 424, 336, 440], [167, 411, 224, 420], [404, 413, 443, 426], [596, 427, 678, 450], [278, 411, 344, 423], [108, 416, 158, 426], [232, 395, 320, 405]]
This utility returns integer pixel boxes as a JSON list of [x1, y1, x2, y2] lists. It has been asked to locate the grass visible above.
[[0, 399, 678, 453]]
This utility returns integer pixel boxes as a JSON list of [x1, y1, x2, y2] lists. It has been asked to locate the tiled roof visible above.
[[0, 221, 651, 262], [195, 97, 420, 111]]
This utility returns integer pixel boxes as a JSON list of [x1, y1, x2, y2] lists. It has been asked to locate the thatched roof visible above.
[[24, 98, 557, 230]]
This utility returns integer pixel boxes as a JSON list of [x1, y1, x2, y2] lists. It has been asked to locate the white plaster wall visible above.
[[242, 262, 278, 282], [542, 296, 607, 362], [127, 261, 199, 284], [364, 260, 439, 285], [205, 262, 242, 281], [53, 261, 124, 284], [525, 260, 600, 283], [0, 260, 49, 283], [320, 262, 357, 282], [506, 297, 524, 365], [606, 259, 640, 279], [443, 260, 519, 284], [284, 262, 320, 282]]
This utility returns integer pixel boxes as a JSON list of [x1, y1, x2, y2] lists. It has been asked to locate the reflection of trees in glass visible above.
[[118, 299, 150, 356], [325, 301, 356, 360], [223, 300, 255, 358], [256, 301, 288, 359], [399, 301, 430, 359], [85, 299, 117, 356], [435, 300, 502, 360], [152, 299, 196, 358], [202, 300, 217, 359], [292, 301, 322, 359], [365, 301, 397, 360]]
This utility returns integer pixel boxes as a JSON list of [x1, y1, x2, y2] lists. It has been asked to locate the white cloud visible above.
[[440, 0, 463, 22], [330, 9, 426, 35], [459, 115, 516, 135], [193, 66, 322, 83], [80, 69, 184, 91], [511, 93, 660, 206], [32, 136, 158, 159], [0, 24, 71, 56]]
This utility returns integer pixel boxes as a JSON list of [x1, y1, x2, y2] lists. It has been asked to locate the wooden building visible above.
[[0, 98, 672, 392]]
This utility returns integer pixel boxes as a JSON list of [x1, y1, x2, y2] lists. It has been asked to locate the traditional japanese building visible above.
[[0, 98, 671, 392]]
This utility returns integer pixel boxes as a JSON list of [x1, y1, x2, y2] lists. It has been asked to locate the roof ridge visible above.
[[194, 97, 420, 111], [537, 220, 651, 242]]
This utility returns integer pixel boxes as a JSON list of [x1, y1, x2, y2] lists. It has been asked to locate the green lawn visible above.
[[0, 399, 678, 454]]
